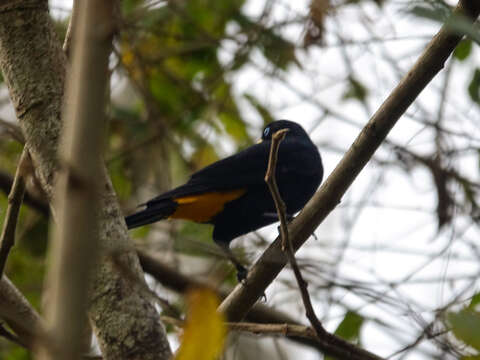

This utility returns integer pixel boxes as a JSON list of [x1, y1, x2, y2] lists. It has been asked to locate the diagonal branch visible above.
[[0, 148, 29, 278], [0, 323, 24, 348], [219, 0, 480, 329], [0, 275, 44, 349]]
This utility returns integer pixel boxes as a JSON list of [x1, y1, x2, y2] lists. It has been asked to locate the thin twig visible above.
[[161, 315, 318, 339], [264, 130, 327, 337], [0, 170, 49, 217], [62, 0, 79, 57], [0, 148, 29, 278], [0, 322, 25, 348], [264, 128, 289, 251], [0, 117, 24, 143], [228, 322, 316, 339]]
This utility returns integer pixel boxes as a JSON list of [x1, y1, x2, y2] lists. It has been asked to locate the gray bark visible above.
[[0, 1, 171, 358]]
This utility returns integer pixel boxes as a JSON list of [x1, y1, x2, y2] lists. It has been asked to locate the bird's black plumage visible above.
[[126, 120, 323, 279]]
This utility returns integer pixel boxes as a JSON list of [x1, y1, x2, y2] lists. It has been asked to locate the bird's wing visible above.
[[146, 136, 320, 205], [147, 141, 271, 203]]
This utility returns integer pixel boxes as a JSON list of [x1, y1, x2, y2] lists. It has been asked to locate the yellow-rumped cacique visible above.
[[126, 120, 323, 280]]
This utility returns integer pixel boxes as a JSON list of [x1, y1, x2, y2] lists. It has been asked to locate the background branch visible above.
[[0, 275, 44, 349], [0, 148, 28, 278], [0, 170, 49, 216]]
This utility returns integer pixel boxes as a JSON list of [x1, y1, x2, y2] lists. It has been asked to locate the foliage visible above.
[[447, 293, 480, 356]]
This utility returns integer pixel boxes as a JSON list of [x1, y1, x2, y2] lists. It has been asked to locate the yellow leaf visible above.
[[122, 48, 135, 68], [176, 288, 227, 360]]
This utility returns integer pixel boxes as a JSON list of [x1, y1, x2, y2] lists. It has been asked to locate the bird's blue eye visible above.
[[263, 127, 270, 137]]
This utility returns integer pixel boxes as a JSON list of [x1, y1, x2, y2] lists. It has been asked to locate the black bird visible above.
[[126, 120, 323, 280]]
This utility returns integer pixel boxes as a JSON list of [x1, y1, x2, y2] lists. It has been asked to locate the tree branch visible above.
[[0, 323, 25, 348], [62, 0, 79, 56], [161, 316, 317, 340], [0, 117, 24, 143], [0, 148, 29, 278], [36, 0, 114, 358], [0, 170, 49, 216], [264, 128, 290, 251], [218, 0, 480, 330], [0, 1, 172, 359], [138, 250, 327, 351], [0, 275, 44, 349]]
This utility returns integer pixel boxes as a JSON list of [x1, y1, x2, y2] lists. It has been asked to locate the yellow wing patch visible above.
[[170, 189, 246, 222]]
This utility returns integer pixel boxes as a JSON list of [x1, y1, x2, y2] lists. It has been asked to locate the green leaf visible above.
[[130, 225, 151, 239], [234, 14, 299, 70], [334, 311, 364, 340], [454, 39, 472, 61], [122, 0, 143, 15], [409, 4, 450, 23], [109, 158, 132, 201], [468, 292, 480, 310], [446, 14, 480, 45], [448, 310, 480, 350], [259, 31, 299, 70], [244, 94, 275, 126], [342, 76, 368, 103], [212, 82, 249, 144], [1, 346, 31, 360], [176, 222, 214, 255], [468, 68, 480, 104], [191, 143, 219, 169], [325, 311, 364, 360]]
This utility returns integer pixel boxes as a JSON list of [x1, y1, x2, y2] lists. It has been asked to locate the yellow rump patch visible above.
[[170, 189, 247, 222]]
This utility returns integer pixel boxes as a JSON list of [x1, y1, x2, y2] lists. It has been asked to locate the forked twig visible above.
[[264, 129, 327, 336]]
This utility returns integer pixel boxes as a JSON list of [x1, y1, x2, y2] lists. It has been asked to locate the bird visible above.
[[125, 120, 323, 281]]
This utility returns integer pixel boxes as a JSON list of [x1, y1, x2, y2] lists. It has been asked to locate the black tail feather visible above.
[[125, 202, 176, 229]]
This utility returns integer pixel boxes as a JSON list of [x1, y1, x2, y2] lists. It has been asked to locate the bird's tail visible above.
[[125, 201, 177, 229]]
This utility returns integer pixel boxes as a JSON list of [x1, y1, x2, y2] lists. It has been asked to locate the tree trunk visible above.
[[0, 1, 172, 358]]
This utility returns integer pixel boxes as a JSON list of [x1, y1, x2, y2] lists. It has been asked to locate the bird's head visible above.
[[260, 120, 309, 142]]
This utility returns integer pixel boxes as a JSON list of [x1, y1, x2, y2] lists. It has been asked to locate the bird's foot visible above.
[[235, 265, 267, 300], [236, 264, 248, 283]]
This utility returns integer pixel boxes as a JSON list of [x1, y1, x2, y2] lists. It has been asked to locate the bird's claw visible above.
[[236, 265, 248, 284]]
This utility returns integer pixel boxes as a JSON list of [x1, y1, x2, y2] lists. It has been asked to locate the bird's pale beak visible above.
[[256, 138, 263, 144]]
